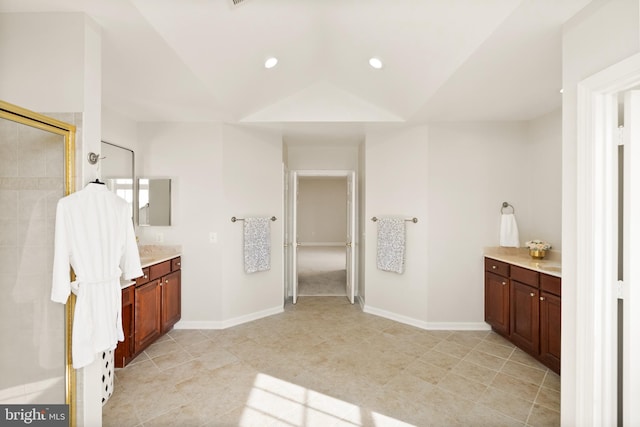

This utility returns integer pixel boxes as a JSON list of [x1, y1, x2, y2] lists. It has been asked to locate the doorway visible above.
[[285, 170, 357, 304]]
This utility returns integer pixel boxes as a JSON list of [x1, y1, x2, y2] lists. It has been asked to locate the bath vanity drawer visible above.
[[135, 267, 151, 286], [511, 265, 539, 287], [171, 257, 182, 271], [485, 258, 509, 277], [149, 260, 171, 280], [541, 273, 561, 297]]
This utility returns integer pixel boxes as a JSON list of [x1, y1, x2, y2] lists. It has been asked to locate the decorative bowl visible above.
[[529, 249, 546, 259]]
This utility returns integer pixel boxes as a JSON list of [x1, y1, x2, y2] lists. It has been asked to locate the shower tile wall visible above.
[[0, 112, 82, 405]]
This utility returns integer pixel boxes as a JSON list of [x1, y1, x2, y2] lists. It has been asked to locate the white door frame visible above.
[[285, 170, 358, 303], [573, 52, 640, 426]]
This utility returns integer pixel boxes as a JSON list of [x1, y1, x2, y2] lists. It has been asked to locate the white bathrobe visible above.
[[51, 183, 142, 369]]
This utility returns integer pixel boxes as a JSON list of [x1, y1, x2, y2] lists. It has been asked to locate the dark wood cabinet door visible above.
[[540, 291, 561, 373], [135, 279, 162, 353], [510, 280, 539, 356], [115, 286, 135, 368], [485, 271, 510, 336], [161, 270, 181, 333]]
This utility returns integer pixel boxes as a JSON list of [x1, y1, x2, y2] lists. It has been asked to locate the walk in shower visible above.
[[0, 101, 76, 422]]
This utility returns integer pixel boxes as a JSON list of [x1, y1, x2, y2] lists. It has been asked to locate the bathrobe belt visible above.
[[70, 274, 121, 295]]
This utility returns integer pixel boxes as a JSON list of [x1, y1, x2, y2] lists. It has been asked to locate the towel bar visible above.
[[231, 216, 277, 222], [500, 202, 515, 214], [371, 217, 418, 223]]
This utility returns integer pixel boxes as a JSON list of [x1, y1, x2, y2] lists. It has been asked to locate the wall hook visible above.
[[87, 152, 100, 165]]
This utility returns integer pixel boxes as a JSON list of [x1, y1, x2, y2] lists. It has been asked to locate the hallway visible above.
[[104, 297, 559, 426]]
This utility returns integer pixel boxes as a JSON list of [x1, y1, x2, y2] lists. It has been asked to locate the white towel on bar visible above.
[[376, 217, 406, 274], [243, 217, 271, 273], [499, 213, 520, 247]]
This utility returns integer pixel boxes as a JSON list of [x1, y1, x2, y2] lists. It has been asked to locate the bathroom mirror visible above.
[[101, 141, 135, 221], [138, 178, 172, 226]]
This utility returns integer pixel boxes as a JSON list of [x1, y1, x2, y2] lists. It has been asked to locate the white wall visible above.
[[364, 125, 430, 325], [526, 108, 562, 251], [427, 122, 530, 325], [297, 178, 347, 243], [137, 122, 225, 323], [220, 125, 284, 322], [562, 0, 640, 424], [286, 144, 359, 170]]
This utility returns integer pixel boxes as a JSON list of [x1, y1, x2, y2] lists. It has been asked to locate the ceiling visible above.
[[0, 0, 592, 142]]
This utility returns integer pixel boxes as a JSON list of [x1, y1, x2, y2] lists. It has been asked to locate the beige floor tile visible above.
[[451, 359, 499, 385], [438, 372, 488, 402], [535, 386, 560, 412], [526, 403, 560, 427], [510, 348, 549, 370], [104, 297, 559, 427], [542, 371, 561, 392], [490, 372, 540, 402], [478, 386, 534, 422], [419, 349, 462, 371], [464, 348, 508, 371], [475, 340, 516, 359], [501, 360, 546, 386]]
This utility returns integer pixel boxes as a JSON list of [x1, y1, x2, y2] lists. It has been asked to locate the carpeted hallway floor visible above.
[[297, 246, 347, 296]]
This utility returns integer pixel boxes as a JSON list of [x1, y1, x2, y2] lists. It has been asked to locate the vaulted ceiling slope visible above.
[[0, 0, 592, 123]]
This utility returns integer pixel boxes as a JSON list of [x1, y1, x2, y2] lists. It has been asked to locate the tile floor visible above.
[[103, 297, 560, 427]]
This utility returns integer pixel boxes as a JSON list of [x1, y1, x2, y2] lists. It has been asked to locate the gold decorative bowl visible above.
[[529, 249, 546, 259]]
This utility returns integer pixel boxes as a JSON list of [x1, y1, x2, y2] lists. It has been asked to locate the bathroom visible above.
[[1, 1, 639, 425]]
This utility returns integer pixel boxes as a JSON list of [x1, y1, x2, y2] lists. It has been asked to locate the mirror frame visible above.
[[0, 100, 76, 426], [101, 141, 136, 225]]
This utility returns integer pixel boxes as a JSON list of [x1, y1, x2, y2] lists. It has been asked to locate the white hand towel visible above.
[[243, 217, 271, 273], [500, 213, 520, 247], [376, 217, 406, 274]]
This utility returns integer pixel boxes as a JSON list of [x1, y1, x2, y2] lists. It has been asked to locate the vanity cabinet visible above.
[[115, 256, 181, 367], [484, 257, 561, 374], [484, 259, 510, 336]]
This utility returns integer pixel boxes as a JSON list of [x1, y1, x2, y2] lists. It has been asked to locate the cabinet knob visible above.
[[530, 292, 536, 297], [501, 281, 507, 286], [165, 279, 169, 283], [492, 265, 497, 269], [540, 296, 545, 301], [177, 262, 181, 266], [144, 275, 148, 279]]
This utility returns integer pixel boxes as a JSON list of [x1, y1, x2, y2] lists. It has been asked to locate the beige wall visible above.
[[297, 177, 347, 244]]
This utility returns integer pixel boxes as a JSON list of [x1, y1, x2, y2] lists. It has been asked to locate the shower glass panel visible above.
[[0, 117, 66, 404]]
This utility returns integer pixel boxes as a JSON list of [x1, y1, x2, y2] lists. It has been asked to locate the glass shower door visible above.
[[0, 113, 69, 406]]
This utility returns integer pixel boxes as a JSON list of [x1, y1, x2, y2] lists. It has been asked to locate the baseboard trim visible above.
[[173, 305, 284, 330], [363, 304, 490, 331]]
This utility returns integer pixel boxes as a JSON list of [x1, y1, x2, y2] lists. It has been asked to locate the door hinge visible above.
[[618, 125, 625, 146], [617, 280, 625, 299]]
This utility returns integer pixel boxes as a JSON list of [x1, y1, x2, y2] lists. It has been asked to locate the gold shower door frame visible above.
[[0, 100, 76, 426]]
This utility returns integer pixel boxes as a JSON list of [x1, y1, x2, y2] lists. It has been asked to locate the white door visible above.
[[346, 172, 356, 304], [623, 91, 640, 426], [289, 171, 299, 304]]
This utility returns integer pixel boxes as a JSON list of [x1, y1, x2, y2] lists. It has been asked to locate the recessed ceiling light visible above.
[[369, 57, 383, 69], [264, 57, 278, 69]]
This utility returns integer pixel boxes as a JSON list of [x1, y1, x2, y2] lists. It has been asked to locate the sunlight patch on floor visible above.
[[240, 373, 416, 427]]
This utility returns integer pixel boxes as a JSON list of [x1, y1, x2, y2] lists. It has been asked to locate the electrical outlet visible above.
[[209, 232, 217, 243], [155, 233, 164, 243]]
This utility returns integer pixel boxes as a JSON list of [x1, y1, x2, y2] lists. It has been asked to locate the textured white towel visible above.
[[243, 217, 271, 273], [376, 217, 406, 274], [500, 213, 520, 247]]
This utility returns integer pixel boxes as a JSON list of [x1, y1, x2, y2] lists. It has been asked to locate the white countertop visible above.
[[484, 247, 561, 278]]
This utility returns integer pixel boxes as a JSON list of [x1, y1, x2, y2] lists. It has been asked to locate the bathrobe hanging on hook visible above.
[[51, 182, 142, 369]]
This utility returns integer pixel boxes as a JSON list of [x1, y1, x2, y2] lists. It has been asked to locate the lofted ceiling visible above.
[[0, 0, 592, 141]]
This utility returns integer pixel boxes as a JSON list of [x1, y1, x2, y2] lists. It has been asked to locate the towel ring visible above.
[[501, 202, 515, 214]]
